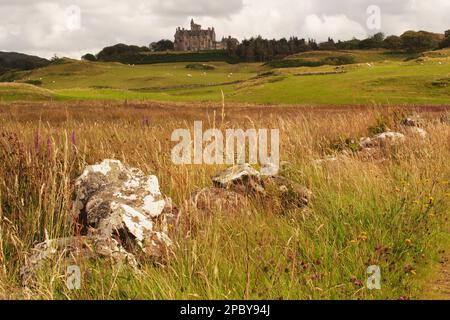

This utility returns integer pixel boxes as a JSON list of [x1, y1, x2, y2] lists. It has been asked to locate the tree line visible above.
[[83, 29, 450, 63], [227, 30, 449, 62]]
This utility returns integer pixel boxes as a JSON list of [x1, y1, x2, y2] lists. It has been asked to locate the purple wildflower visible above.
[[71, 131, 77, 146], [35, 133, 40, 149], [142, 117, 150, 128]]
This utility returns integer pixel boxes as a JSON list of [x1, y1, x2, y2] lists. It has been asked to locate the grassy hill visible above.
[[285, 49, 418, 63], [0, 83, 56, 101], [0, 51, 49, 75], [1, 49, 449, 105]]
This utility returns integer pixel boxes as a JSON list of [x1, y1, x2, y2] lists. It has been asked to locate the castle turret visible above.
[[190, 19, 201, 31]]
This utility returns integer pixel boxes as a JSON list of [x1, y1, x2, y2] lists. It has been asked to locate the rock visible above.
[[399, 116, 427, 138], [403, 126, 427, 139], [359, 131, 405, 149], [21, 159, 179, 286], [401, 116, 424, 127], [358, 137, 374, 149], [20, 236, 137, 286], [72, 159, 179, 259], [190, 187, 248, 213], [261, 162, 280, 176], [263, 175, 312, 208], [208, 164, 311, 211], [356, 146, 387, 162], [212, 163, 264, 194]]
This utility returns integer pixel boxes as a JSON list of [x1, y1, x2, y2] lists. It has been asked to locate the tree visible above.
[[336, 38, 361, 50], [319, 37, 337, 50], [308, 39, 319, 50], [400, 31, 440, 52], [383, 35, 403, 50], [440, 30, 450, 48], [50, 54, 65, 65], [81, 53, 97, 61], [359, 32, 385, 49], [150, 40, 174, 51]]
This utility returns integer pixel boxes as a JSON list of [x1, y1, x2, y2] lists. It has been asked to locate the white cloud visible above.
[[302, 14, 367, 41]]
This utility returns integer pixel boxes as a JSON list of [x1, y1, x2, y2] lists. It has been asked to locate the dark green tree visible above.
[[383, 35, 403, 50], [400, 31, 440, 52], [440, 30, 450, 48], [150, 40, 174, 51], [81, 53, 97, 61]]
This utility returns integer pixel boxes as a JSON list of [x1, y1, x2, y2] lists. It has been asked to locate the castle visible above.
[[174, 19, 238, 51]]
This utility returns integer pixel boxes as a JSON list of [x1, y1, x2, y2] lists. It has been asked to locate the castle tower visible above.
[[190, 19, 201, 31]]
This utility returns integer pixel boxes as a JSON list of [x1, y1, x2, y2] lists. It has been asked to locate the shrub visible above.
[[185, 63, 216, 70], [50, 55, 66, 65], [439, 31, 450, 49], [81, 53, 97, 62], [150, 40, 174, 52], [329, 136, 360, 152], [400, 31, 441, 52], [267, 55, 354, 68], [321, 55, 355, 65], [23, 79, 43, 86], [267, 59, 322, 68], [383, 35, 404, 50]]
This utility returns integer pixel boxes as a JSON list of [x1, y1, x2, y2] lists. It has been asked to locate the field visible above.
[[0, 48, 449, 300], [0, 101, 449, 299], [1, 49, 449, 105]]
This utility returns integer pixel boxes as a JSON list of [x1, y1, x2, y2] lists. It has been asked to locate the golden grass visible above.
[[0, 101, 449, 299]]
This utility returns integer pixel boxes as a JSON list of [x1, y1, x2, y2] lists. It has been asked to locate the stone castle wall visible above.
[[174, 19, 236, 51]]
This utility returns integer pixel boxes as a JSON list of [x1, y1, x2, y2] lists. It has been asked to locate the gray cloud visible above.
[[151, 0, 244, 17], [0, 0, 449, 59]]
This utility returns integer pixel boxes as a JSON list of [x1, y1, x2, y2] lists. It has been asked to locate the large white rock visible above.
[[72, 159, 178, 258]]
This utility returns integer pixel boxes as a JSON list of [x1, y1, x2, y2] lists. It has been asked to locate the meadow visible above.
[[0, 49, 449, 105], [0, 101, 448, 299]]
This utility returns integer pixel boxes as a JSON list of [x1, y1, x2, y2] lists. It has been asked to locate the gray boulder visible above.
[[21, 160, 179, 286], [72, 159, 178, 258], [212, 163, 264, 194], [198, 164, 312, 212]]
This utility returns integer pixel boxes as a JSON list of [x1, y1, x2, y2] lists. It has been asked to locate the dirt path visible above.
[[422, 233, 450, 300]]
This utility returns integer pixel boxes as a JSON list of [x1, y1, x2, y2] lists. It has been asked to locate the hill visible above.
[[1, 48, 449, 105], [0, 82, 56, 101], [0, 52, 50, 75]]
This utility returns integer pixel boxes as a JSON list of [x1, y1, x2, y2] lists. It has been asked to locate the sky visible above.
[[0, 0, 449, 59]]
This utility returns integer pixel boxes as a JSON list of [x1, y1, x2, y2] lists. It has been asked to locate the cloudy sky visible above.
[[0, 0, 449, 59]]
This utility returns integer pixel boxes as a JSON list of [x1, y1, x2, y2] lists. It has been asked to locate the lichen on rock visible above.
[[193, 163, 311, 214], [21, 159, 179, 286]]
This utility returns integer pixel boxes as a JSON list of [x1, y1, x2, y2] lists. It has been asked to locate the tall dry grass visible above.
[[0, 101, 449, 299]]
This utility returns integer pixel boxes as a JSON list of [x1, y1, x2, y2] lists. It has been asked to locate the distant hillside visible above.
[[0, 52, 50, 75]]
